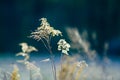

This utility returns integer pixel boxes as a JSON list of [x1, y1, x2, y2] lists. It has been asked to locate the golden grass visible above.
[[58, 55, 88, 80], [11, 65, 20, 80]]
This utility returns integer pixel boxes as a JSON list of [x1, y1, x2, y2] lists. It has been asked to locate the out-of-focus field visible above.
[[0, 53, 120, 80]]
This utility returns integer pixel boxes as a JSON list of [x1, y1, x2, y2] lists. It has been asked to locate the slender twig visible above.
[[60, 53, 63, 70], [41, 37, 57, 80], [47, 40, 57, 80], [40, 39, 49, 52]]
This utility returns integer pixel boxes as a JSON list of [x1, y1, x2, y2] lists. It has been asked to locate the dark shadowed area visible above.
[[0, 0, 120, 58]]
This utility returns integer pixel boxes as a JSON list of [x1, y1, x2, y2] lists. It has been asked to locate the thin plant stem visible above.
[[41, 38, 57, 80], [50, 54, 57, 80], [41, 39, 49, 52], [49, 48, 57, 80], [41, 38, 55, 78], [60, 53, 63, 70], [47, 40, 57, 80]]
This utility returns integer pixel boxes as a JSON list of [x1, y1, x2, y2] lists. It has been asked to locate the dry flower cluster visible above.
[[58, 56, 88, 80], [16, 43, 38, 62], [30, 18, 62, 42], [57, 39, 70, 55]]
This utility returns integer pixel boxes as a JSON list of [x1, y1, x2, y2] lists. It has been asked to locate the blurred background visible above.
[[0, 0, 120, 80], [0, 0, 120, 58]]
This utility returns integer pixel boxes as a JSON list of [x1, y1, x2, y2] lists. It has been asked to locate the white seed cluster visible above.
[[57, 39, 70, 55]]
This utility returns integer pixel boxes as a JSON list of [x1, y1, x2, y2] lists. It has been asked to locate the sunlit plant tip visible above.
[[57, 39, 70, 55]]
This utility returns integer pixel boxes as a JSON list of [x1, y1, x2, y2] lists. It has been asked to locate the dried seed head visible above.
[[30, 18, 62, 41], [57, 39, 70, 55]]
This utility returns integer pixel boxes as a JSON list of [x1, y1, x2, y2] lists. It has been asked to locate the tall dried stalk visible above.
[[30, 18, 62, 80], [47, 39, 57, 80], [58, 56, 88, 80]]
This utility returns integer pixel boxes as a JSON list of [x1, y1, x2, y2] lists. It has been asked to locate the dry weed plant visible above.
[[66, 27, 97, 61], [16, 42, 38, 62], [16, 42, 42, 80], [29, 18, 70, 80], [11, 65, 20, 80], [25, 61, 43, 80], [66, 27, 114, 80], [14, 18, 88, 80], [58, 55, 88, 80], [29, 18, 62, 80]]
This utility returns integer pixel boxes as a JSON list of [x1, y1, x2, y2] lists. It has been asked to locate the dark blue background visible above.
[[0, 0, 120, 57]]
